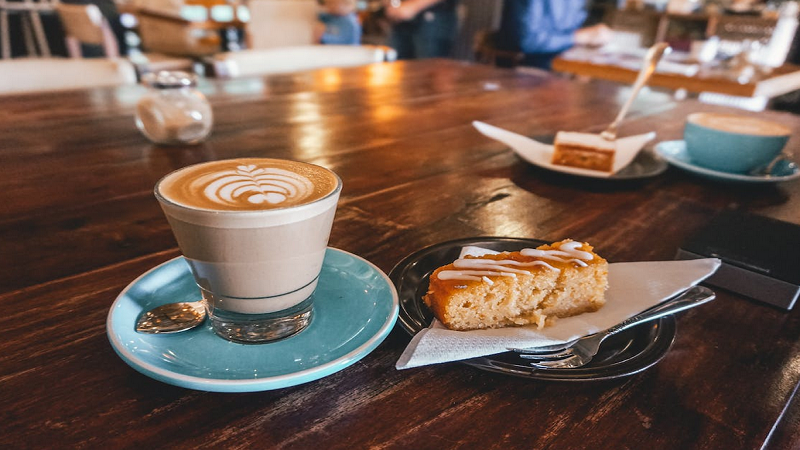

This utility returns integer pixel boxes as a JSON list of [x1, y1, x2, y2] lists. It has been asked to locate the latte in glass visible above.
[[155, 158, 342, 343]]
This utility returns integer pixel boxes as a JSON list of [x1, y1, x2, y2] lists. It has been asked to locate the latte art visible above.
[[157, 158, 339, 212], [200, 165, 315, 207], [689, 113, 790, 137]]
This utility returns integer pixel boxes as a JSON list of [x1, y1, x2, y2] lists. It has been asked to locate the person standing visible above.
[[315, 0, 362, 45], [495, 0, 612, 70], [384, 0, 459, 59]]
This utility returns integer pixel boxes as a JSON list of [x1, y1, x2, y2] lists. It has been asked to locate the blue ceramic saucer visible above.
[[107, 248, 399, 392], [654, 140, 800, 183]]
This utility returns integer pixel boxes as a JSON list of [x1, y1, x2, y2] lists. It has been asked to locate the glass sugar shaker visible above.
[[135, 71, 213, 145]]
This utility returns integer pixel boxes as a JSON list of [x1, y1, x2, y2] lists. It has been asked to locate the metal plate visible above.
[[389, 237, 676, 381]]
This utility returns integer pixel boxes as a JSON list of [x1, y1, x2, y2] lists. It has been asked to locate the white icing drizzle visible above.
[[520, 240, 592, 268], [436, 241, 594, 283]]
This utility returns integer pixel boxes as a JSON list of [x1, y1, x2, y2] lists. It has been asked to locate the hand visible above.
[[384, 0, 419, 22], [574, 24, 614, 47], [313, 21, 327, 43]]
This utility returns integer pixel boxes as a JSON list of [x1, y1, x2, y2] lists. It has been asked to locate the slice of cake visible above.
[[423, 239, 608, 331], [552, 131, 616, 172]]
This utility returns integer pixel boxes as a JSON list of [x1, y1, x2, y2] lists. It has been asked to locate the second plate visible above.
[[389, 237, 676, 381]]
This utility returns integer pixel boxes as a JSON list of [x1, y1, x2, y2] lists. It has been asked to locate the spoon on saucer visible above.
[[136, 301, 206, 333]]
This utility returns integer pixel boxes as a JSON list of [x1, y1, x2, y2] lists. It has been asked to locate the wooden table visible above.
[[553, 48, 800, 99], [2, 59, 800, 449]]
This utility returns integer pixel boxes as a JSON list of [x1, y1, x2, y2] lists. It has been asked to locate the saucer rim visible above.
[[654, 140, 800, 182], [106, 248, 399, 392]]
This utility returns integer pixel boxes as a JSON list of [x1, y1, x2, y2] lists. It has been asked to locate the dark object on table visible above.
[[676, 209, 800, 310]]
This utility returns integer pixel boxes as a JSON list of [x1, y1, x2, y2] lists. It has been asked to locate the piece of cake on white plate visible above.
[[552, 131, 616, 172]]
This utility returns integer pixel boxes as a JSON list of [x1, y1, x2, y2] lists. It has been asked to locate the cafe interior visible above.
[[3, 0, 800, 448]]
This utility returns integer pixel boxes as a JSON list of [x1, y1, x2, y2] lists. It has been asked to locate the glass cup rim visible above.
[[154, 159, 343, 216]]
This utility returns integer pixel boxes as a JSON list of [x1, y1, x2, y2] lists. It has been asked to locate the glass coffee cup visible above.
[[155, 158, 342, 343]]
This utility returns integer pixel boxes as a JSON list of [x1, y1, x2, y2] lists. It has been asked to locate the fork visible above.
[[599, 43, 670, 141], [519, 285, 716, 369]]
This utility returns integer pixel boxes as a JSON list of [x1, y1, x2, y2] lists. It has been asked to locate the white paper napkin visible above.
[[396, 257, 721, 370], [473, 121, 656, 178]]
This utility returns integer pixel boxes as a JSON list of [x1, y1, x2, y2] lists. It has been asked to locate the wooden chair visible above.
[[0, 0, 57, 59], [473, 29, 523, 67], [208, 45, 397, 78], [56, 3, 120, 58], [56, 3, 195, 75], [0, 57, 137, 94], [136, 7, 222, 57]]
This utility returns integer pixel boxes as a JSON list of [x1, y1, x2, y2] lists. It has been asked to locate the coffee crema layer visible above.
[[689, 113, 791, 137], [158, 158, 339, 211]]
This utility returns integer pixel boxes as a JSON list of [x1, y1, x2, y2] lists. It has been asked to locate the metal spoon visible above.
[[136, 301, 206, 334], [600, 43, 671, 141]]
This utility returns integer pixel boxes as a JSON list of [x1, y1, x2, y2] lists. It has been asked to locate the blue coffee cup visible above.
[[684, 113, 790, 174]]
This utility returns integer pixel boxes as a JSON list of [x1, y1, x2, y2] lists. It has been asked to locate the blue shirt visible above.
[[496, 0, 588, 55], [318, 13, 361, 45]]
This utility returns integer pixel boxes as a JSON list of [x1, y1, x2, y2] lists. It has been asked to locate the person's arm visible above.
[[318, 14, 362, 45], [384, 0, 446, 22], [314, 19, 327, 44], [501, 0, 588, 54], [574, 24, 613, 47]]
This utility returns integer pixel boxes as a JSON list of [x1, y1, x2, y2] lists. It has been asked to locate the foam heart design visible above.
[[203, 164, 316, 208], [248, 192, 287, 204], [265, 192, 287, 204]]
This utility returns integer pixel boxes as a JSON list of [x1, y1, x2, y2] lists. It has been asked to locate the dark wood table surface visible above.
[[2, 59, 800, 449]]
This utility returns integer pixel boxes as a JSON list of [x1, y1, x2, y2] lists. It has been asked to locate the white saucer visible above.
[[473, 121, 665, 180]]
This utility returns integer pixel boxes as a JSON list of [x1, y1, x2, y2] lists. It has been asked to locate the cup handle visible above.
[[765, 150, 794, 173]]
